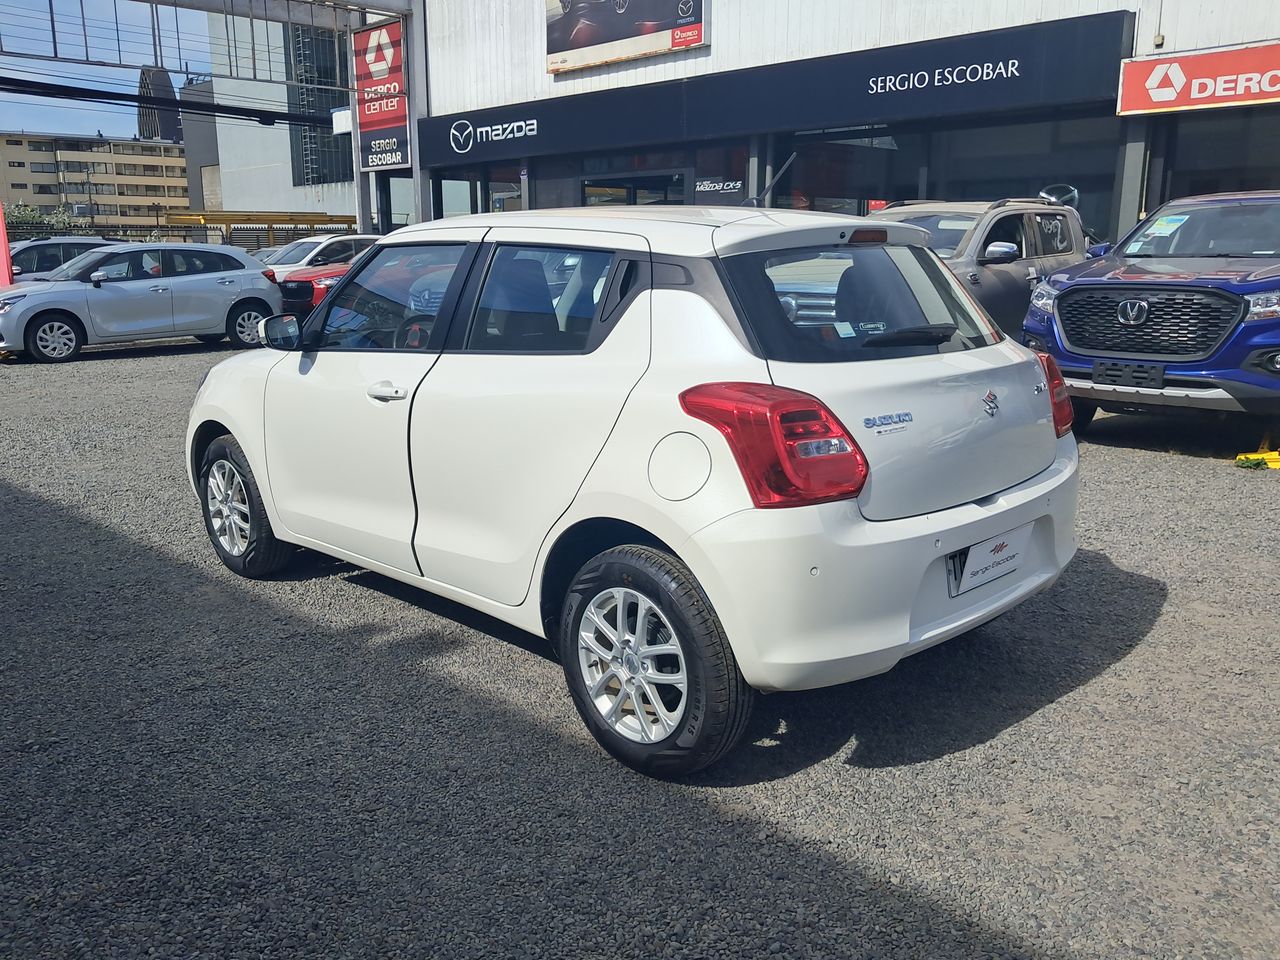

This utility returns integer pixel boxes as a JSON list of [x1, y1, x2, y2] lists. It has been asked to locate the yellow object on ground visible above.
[[1235, 451, 1280, 469]]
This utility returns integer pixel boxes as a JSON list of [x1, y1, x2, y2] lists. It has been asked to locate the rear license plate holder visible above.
[[1091, 360, 1165, 388], [946, 522, 1035, 598]]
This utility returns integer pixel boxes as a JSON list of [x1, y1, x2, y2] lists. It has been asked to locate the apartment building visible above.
[[0, 132, 189, 230]]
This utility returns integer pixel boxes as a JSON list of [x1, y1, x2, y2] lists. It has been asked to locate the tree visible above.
[[2, 200, 88, 233]]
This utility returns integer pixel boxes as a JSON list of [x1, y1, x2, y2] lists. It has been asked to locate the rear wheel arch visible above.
[[538, 517, 678, 641]]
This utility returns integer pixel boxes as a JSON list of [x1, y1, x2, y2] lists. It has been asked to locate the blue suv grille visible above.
[[1056, 286, 1244, 360]]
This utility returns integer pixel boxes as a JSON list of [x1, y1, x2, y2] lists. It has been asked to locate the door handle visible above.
[[149, 285, 168, 293], [366, 381, 408, 402], [216, 278, 236, 285]]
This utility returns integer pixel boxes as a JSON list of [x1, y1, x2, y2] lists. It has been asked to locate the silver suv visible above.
[[870, 199, 1088, 335], [0, 243, 282, 362], [8, 236, 111, 281]]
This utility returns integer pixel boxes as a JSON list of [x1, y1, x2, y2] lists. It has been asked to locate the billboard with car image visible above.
[[547, 0, 706, 75]]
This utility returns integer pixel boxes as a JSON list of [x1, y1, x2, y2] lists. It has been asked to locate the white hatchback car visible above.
[[186, 208, 1079, 776]]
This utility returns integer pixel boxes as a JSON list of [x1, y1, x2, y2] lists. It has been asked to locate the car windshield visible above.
[[870, 212, 977, 258], [1121, 199, 1280, 258], [722, 243, 1001, 363], [43, 249, 110, 281], [270, 240, 320, 264]]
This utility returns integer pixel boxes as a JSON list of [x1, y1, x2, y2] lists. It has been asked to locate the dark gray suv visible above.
[[870, 199, 1088, 335]]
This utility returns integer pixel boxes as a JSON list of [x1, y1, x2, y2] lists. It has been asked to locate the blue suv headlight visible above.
[[1245, 290, 1280, 321], [1030, 282, 1057, 313]]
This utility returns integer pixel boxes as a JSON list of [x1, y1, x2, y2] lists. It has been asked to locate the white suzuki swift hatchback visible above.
[[187, 208, 1079, 776]]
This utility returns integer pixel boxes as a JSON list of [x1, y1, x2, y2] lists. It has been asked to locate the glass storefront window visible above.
[[1166, 106, 1280, 199], [774, 129, 928, 214], [487, 163, 524, 213]]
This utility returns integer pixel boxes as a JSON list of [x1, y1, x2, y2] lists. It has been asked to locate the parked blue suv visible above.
[[1022, 192, 1280, 432]]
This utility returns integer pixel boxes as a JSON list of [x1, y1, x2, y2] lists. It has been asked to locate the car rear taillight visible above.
[[262, 269, 277, 284], [680, 382, 869, 508], [1037, 352, 1073, 438]]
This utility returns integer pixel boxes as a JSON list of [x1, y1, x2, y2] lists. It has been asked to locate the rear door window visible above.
[[465, 245, 615, 353], [1033, 213, 1074, 256], [722, 244, 1002, 363]]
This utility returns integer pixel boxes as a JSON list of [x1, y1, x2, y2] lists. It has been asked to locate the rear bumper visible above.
[[681, 436, 1079, 692]]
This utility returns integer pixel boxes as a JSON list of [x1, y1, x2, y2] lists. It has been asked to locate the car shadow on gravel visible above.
[[695, 548, 1167, 787], [4, 479, 1076, 960], [1080, 410, 1274, 459]]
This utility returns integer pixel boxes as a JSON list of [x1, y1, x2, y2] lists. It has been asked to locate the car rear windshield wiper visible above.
[[861, 323, 958, 347]]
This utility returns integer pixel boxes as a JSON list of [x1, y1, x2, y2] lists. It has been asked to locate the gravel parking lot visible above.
[[3, 341, 1277, 959]]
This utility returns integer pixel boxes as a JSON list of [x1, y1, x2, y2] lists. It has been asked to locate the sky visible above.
[[0, 0, 214, 137]]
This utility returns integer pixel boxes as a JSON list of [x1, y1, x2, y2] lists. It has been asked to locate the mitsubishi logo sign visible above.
[[1145, 61, 1186, 102], [365, 27, 395, 79], [450, 120, 475, 154]]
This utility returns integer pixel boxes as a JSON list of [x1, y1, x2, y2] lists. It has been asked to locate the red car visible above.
[[278, 263, 350, 316]]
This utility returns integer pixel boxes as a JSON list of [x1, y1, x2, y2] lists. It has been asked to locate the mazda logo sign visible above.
[[1117, 299, 1149, 326], [678, 0, 695, 16], [450, 120, 475, 154]]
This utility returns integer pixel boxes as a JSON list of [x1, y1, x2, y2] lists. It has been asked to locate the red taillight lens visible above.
[[1037, 352, 1073, 438], [262, 268, 277, 284], [680, 382, 869, 508]]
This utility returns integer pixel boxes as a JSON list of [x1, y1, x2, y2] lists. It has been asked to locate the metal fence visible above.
[[6, 223, 355, 252]]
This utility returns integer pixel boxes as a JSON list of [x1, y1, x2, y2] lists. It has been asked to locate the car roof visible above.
[[88, 242, 257, 258], [11, 236, 109, 247], [1161, 190, 1280, 205], [386, 206, 926, 258], [290, 233, 380, 243]]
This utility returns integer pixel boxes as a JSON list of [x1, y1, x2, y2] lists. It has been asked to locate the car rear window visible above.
[[722, 243, 1002, 363]]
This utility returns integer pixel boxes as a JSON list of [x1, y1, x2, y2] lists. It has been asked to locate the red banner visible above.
[[353, 20, 411, 171], [0, 202, 12, 288], [1118, 41, 1280, 115]]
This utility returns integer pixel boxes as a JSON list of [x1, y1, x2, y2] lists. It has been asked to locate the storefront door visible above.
[[582, 170, 692, 206]]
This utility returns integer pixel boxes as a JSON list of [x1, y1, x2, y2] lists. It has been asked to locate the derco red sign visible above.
[[354, 20, 410, 171], [1118, 40, 1280, 115]]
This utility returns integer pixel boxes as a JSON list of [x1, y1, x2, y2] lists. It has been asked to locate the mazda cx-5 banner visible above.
[[354, 19, 411, 171], [547, 0, 707, 75]]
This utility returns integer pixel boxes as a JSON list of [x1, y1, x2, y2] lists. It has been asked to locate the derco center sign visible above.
[[1118, 40, 1280, 115]]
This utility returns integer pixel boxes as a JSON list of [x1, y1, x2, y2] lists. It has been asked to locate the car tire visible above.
[[24, 312, 85, 363], [226, 301, 269, 349], [558, 545, 754, 777], [1071, 399, 1098, 435], [199, 434, 294, 579], [195, 333, 225, 345]]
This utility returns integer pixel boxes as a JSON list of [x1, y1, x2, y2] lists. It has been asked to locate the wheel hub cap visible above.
[[577, 587, 687, 744], [35, 321, 76, 358]]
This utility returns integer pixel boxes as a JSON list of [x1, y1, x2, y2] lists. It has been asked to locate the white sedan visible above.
[[186, 207, 1079, 776]]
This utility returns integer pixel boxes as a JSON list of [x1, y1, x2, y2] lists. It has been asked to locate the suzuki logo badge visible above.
[[982, 390, 999, 417], [1145, 62, 1186, 103], [1117, 299, 1150, 326], [449, 120, 475, 154], [364, 28, 395, 80]]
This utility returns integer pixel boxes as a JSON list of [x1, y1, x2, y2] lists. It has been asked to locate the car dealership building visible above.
[[373, 1, 1280, 241]]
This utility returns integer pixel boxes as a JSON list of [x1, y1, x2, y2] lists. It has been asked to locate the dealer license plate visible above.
[[947, 522, 1035, 597]]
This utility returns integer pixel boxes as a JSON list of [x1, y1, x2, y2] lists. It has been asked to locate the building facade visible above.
[[405, 0, 1280, 241], [0, 133, 189, 230]]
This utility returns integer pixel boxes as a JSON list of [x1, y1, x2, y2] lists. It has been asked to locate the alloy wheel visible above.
[[34, 320, 77, 359], [206, 459, 251, 556], [578, 587, 687, 744]]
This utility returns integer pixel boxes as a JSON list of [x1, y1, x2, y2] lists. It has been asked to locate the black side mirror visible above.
[[260, 314, 302, 350]]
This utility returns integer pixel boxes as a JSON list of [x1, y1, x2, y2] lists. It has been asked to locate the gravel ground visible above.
[[2, 340, 1277, 960]]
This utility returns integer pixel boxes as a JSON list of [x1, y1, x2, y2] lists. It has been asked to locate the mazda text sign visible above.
[[354, 20, 411, 171]]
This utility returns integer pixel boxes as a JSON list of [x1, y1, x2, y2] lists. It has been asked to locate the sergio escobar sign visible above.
[[1118, 40, 1280, 115], [354, 20, 411, 171]]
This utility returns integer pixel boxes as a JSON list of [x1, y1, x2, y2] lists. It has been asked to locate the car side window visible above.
[[63, 243, 99, 261], [167, 250, 215, 275], [1033, 213, 1073, 256], [12, 247, 53, 273], [319, 239, 355, 264], [317, 243, 467, 351], [213, 252, 246, 272], [94, 249, 162, 281], [983, 215, 1029, 258], [467, 245, 614, 353]]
